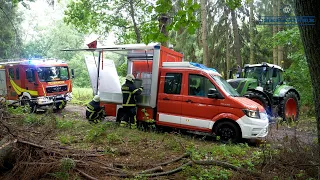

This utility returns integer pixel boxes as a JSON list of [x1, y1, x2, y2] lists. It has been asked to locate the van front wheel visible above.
[[214, 121, 241, 143]]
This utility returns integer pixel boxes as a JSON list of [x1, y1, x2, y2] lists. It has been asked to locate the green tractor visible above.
[[227, 62, 300, 121]]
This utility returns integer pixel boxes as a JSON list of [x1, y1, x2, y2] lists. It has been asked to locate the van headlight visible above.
[[243, 109, 260, 119]]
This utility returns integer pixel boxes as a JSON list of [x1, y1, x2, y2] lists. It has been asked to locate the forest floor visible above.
[[0, 103, 318, 180]]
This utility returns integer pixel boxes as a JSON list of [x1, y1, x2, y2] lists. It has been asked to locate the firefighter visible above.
[[121, 74, 143, 128], [86, 95, 105, 123]]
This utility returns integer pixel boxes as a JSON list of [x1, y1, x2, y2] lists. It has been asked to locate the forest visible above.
[[0, 0, 319, 179]]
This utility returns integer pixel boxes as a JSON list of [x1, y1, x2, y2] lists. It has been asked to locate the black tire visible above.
[[55, 101, 67, 110], [279, 91, 299, 121], [244, 91, 272, 115], [213, 121, 241, 143], [21, 96, 37, 113], [244, 91, 269, 109]]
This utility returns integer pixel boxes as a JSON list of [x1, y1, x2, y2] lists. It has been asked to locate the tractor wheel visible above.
[[213, 121, 241, 143], [279, 92, 299, 121], [244, 91, 269, 109]]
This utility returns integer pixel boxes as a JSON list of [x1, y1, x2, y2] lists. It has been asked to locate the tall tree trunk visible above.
[[277, 0, 284, 66], [249, 0, 255, 64], [129, 0, 141, 43], [225, 8, 230, 79], [272, 0, 278, 64], [295, 0, 320, 154], [201, 0, 209, 66], [158, 14, 169, 47], [231, 10, 242, 69]]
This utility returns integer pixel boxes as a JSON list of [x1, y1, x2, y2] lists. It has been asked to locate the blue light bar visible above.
[[189, 62, 218, 73]]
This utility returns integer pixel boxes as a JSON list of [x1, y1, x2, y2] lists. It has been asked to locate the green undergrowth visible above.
[[70, 87, 93, 105], [7, 105, 319, 179]]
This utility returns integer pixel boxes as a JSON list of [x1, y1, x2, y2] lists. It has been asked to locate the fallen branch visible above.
[[156, 153, 190, 166], [75, 168, 99, 180], [193, 160, 261, 177], [142, 161, 192, 177], [137, 166, 163, 174], [90, 159, 127, 173], [113, 152, 190, 169]]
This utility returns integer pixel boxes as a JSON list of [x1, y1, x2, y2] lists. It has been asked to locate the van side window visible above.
[[164, 73, 182, 94], [16, 68, 20, 80], [26, 69, 35, 82], [189, 74, 216, 97], [9, 68, 14, 79]]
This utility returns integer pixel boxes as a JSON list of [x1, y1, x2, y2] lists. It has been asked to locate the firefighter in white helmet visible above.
[[120, 74, 143, 128], [85, 95, 105, 123]]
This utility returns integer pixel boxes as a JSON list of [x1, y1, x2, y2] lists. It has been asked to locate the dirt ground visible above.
[[61, 104, 317, 145]]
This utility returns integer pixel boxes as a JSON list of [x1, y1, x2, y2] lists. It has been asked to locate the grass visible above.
[[70, 87, 93, 105]]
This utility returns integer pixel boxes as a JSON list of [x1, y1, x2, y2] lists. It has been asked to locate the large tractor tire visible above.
[[213, 121, 241, 143], [279, 91, 299, 121], [244, 91, 269, 109]]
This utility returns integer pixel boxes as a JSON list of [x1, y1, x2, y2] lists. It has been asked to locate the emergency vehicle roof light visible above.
[[189, 62, 218, 73]]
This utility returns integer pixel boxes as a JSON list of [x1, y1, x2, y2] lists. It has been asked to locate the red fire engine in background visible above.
[[0, 59, 74, 112]]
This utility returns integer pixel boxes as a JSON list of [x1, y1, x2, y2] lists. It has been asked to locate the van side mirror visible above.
[[71, 69, 75, 78], [208, 88, 223, 99]]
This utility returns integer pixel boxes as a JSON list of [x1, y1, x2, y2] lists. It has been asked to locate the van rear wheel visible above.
[[214, 121, 241, 143]]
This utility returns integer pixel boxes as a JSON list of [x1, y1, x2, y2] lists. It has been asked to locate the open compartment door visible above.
[[84, 55, 122, 104]]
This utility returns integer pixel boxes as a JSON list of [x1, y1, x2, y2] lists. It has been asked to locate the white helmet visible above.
[[126, 74, 135, 82], [93, 95, 100, 102]]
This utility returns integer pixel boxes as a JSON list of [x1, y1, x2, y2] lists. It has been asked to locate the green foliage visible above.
[[68, 54, 91, 88], [59, 134, 75, 144], [85, 123, 113, 143], [23, 114, 45, 126], [56, 119, 75, 129], [71, 88, 93, 105], [106, 133, 123, 145], [0, 0, 23, 59], [273, 27, 314, 112], [22, 20, 84, 60], [141, 0, 200, 45], [226, 0, 243, 10]]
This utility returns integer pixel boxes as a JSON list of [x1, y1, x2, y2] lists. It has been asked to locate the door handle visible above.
[[186, 99, 193, 103], [163, 97, 170, 100]]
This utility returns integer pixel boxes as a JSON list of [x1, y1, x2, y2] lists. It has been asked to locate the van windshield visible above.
[[37, 66, 69, 82], [211, 75, 240, 97]]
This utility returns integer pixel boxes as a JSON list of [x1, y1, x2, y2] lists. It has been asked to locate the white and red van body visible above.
[[79, 43, 268, 141]]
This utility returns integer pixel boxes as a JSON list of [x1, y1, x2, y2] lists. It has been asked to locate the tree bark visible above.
[[128, 0, 141, 43], [231, 9, 242, 68], [277, 0, 284, 66], [272, 0, 278, 65], [225, 7, 230, 79], [201, 0, 209, 66], [249, 0, 255, 64], [295, 0, 320, 156], [159, 14, 169, 47]]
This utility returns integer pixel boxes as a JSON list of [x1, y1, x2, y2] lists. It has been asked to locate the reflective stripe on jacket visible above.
[[121, 80, 142, 107], [86, 100, 104, 120]]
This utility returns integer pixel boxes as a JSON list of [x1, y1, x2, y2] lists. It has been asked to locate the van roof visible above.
[[162, 62, 221, 76]]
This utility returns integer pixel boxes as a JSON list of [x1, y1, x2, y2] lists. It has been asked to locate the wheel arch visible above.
[[275, 85, 300, 100], [212, 118, 242, 137]]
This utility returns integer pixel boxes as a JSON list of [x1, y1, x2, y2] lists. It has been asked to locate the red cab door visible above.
[[180, 73, 221, 132], [157, 70, 184, 127]]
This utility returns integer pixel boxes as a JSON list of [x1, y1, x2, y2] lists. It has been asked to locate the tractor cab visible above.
[[243, 63, 284, 92]]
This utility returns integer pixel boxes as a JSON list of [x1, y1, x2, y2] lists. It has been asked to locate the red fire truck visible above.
[[65, 43, 268, 142], [0, 59, 74, 111]]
